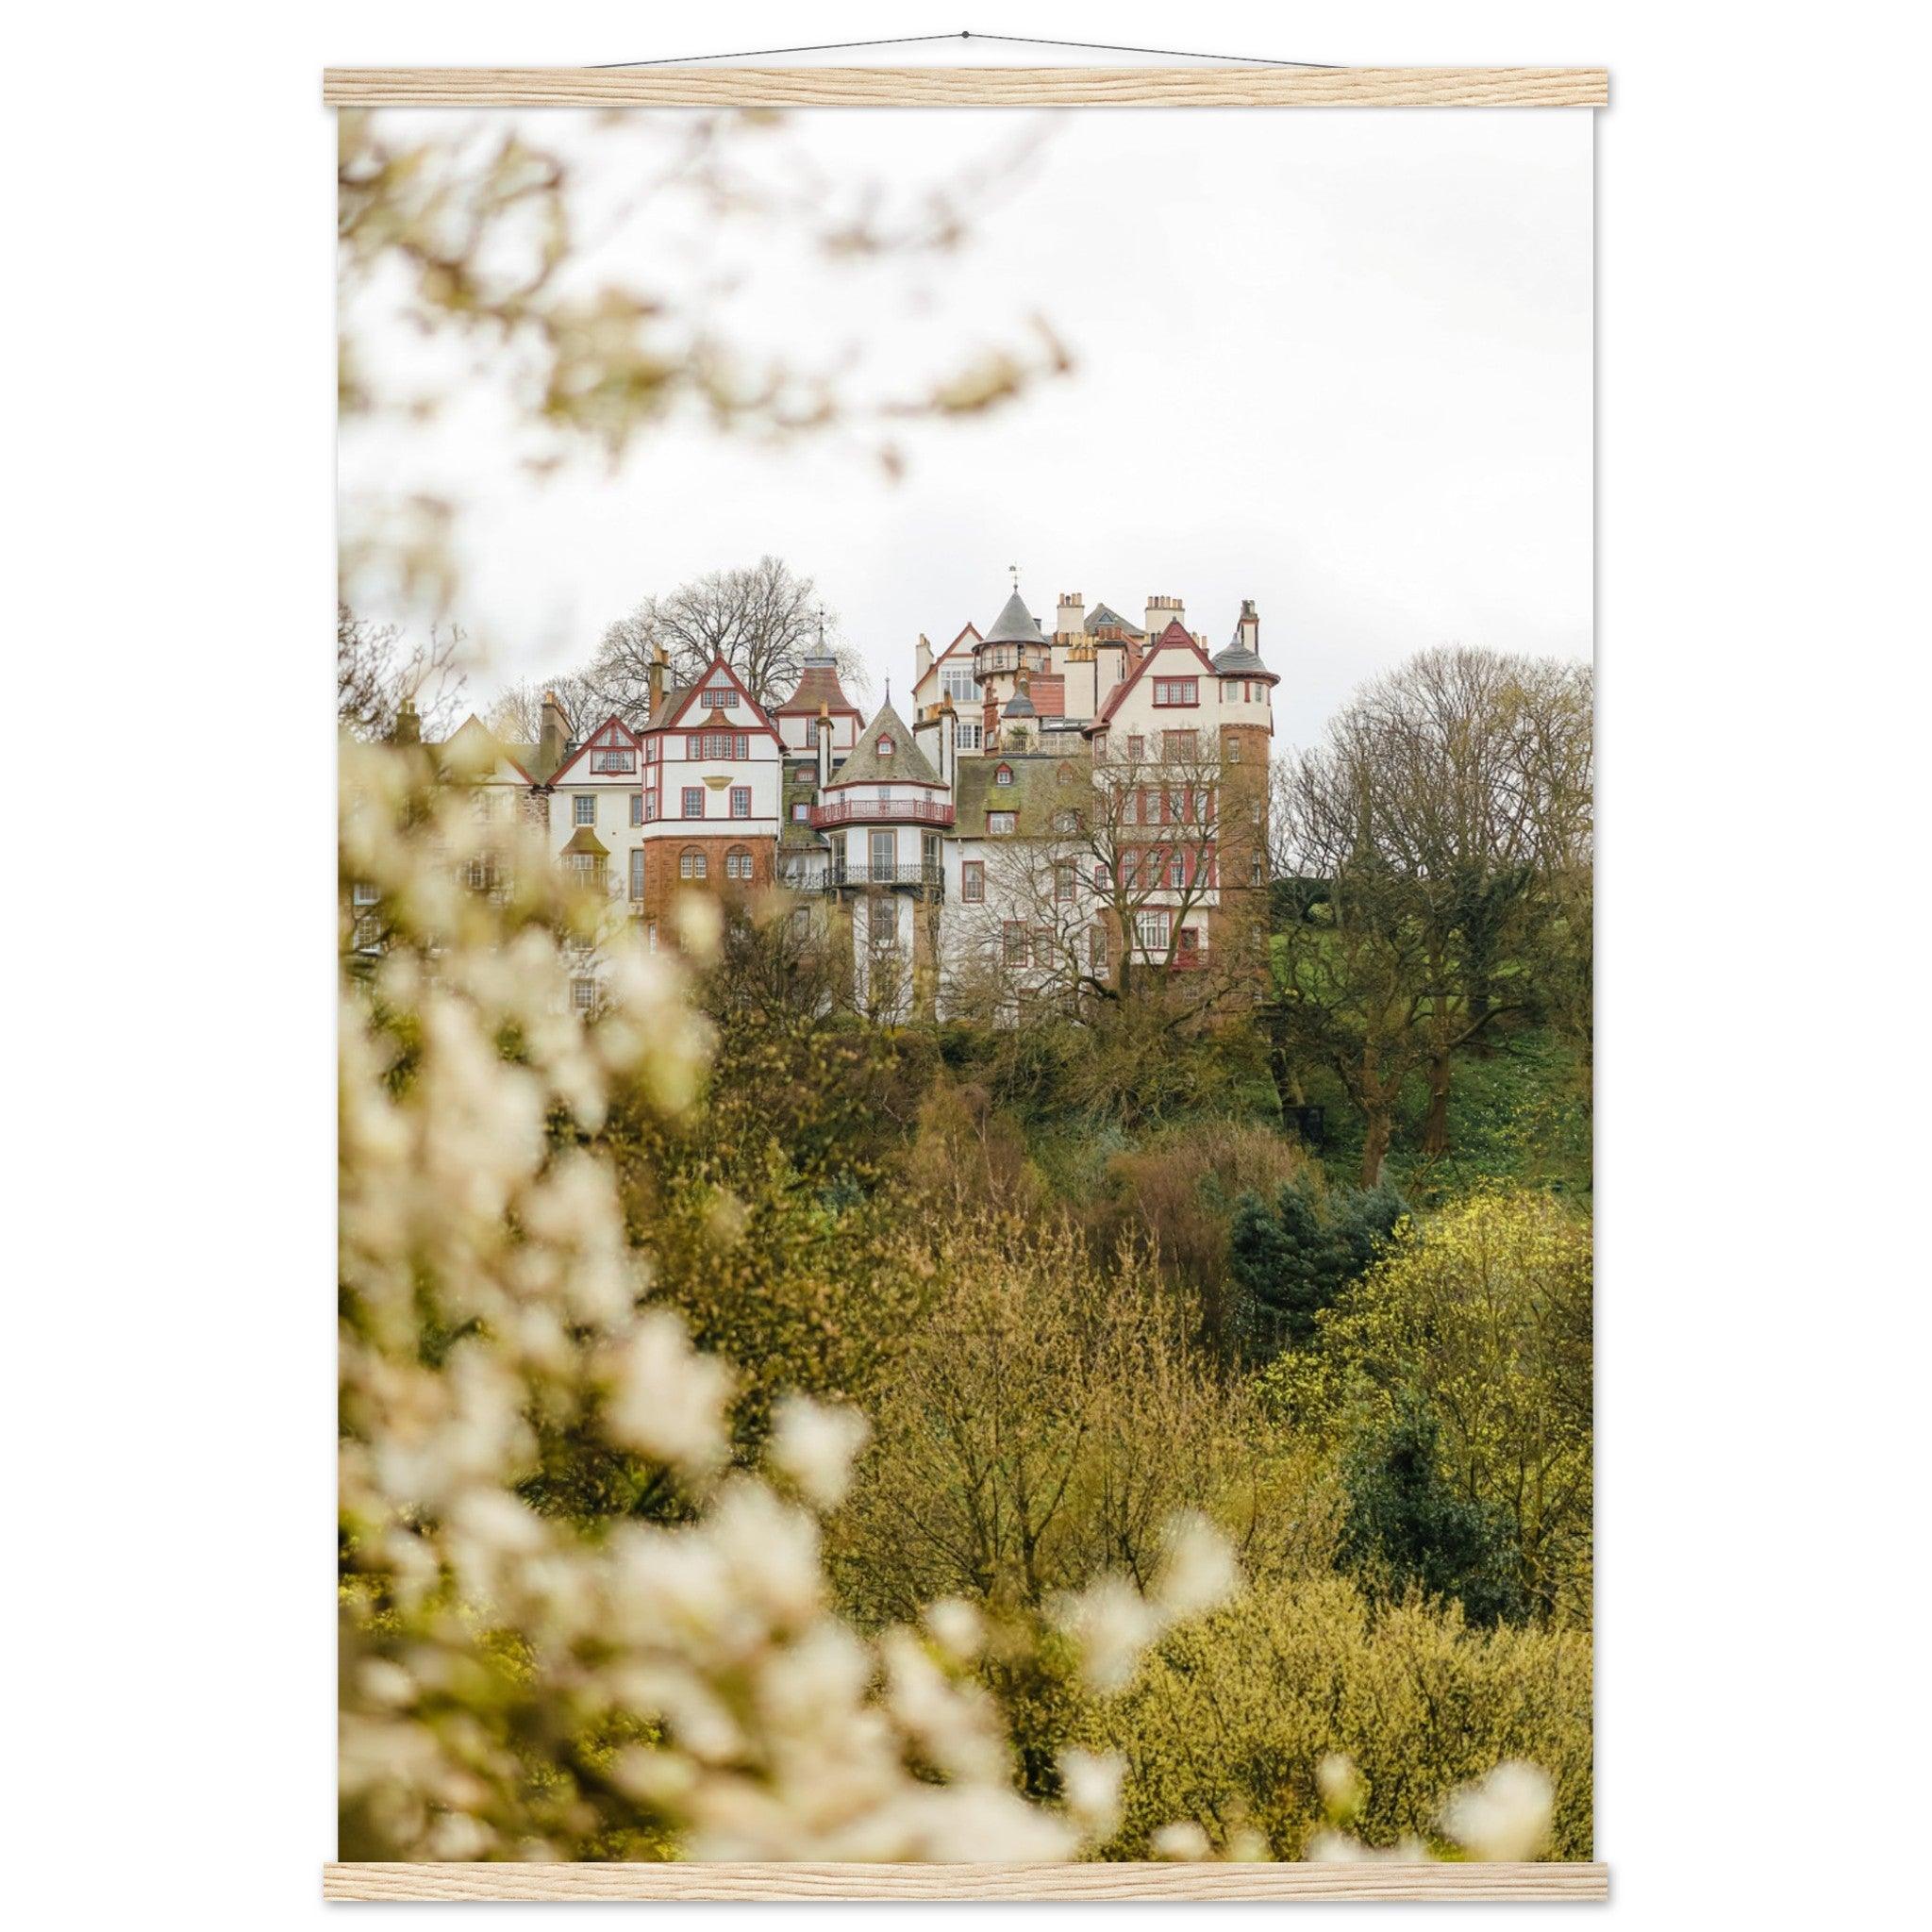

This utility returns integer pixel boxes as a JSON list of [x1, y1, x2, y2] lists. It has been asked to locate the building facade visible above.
[[424, 584, 1276, 1017]]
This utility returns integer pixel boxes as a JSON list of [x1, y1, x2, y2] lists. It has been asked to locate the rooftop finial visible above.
[[1008, 560, 1020, 592]]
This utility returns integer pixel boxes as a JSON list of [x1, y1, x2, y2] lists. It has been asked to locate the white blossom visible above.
[[1440, 1761, 1555, 1862], [768, 1394, 872, 1511], [1152, 1820, 1211, 1861], [603, 1308, 733, 1476]]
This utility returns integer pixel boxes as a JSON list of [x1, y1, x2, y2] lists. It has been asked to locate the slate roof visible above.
[[984, 589, 1045, 645], [955, 752, 1092, 838], [1083, 601, 1146, 639], [1210, 640, 1272, 677], [1211, 610, 1276, 679], [825, 700, 942, 788]]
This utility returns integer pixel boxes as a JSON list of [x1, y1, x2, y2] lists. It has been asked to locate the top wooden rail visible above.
[[323, 66, 1609, 110]]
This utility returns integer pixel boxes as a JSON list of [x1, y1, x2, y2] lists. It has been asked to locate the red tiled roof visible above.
[[774, 660, 862, 717]]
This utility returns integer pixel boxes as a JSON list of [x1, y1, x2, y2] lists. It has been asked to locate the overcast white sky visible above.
[[342, 105, 1591, 747]]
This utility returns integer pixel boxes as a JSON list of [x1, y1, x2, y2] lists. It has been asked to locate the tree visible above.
[[1227, 1174, 1407, 1357], [1271, 720, 1437, 1186], [1337, 1393, 1527, 1628], [1262, 1188, 1593, 1627], [1266, 650, 1592, 1176], [336, 602, 466, 741], [1348, 649, 1594, 1154], [483, 671, 605, 746], [591, 557, 867, 721]]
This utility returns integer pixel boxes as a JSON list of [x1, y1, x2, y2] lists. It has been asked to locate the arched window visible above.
[[994, 763, 1014, 786], [724, 845, 755, 881], [679, 848, 707, 880]]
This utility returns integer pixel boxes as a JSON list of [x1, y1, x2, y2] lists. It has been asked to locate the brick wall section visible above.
[[637, 833, 777, 914]]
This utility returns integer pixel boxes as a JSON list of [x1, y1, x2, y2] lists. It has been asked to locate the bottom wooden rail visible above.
[[325, 1859, 1609, 1902]]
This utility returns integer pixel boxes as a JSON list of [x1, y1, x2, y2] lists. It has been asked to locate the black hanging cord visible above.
[[592, 31, 1340, 71]]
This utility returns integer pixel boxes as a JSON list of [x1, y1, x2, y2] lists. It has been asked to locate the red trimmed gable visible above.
[[1091, 621, 1216, 729], [544, 712, 643, 784], [647, 656, 780, 739]]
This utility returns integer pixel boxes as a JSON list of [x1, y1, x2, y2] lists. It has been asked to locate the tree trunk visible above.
[[1259, 1003, 1306, 1122], [1360, 1108, 1393, 1189], [1422, 1046, 1453, 1157]]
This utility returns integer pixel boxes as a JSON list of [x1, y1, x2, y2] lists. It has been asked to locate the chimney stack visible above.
[[539, 690, 569, 773], [1145, 593, 1185, 639], [1238, 598, 1260, 655], [647, 643, 668, 721], [1056, 591, 1085, 637], [914, 632, 933, 684], [817, 702, 833, 787], [391, 695, 421, 746]]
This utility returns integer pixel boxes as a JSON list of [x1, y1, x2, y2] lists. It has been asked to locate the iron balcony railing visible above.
[[823, 862, 946, 894], [808, 796, 956, 829]]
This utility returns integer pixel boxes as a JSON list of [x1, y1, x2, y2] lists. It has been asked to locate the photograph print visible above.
[[337, 84, 1594, 1878]]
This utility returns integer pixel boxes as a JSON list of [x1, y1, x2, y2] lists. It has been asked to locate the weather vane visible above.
[[1008, 561, 1020, 591]]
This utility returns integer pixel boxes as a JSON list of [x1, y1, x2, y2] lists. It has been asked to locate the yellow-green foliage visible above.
[[833, 1213, 1337, 1629], [1263, 1188, 1592, 1626], [1095, 1577, 1591, 1859]]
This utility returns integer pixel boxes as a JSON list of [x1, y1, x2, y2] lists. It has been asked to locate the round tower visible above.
[[1210, 599, 1279, 897]]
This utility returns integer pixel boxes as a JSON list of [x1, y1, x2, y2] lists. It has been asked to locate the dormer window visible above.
[[876, 734, 895, 756], [994, 763, 1014, 786], [701, 688, 730, 708]]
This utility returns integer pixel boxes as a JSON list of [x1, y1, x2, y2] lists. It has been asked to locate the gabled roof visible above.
[[546, 712, 643, 785], [984, 589, 1044, 646], [560, 824, 609, 858], [774, 654, 864, 718], [644, 655, 778, 737], [1084, 602, 1146, 640], [1091, 620, 1219, 730], [436, 713, 540, 787], [914, 623, 983, 698], [826, 700, 942, 788]]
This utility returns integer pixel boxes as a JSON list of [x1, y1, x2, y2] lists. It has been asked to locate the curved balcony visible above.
[[823, 862, 946, 896], [808, 795, 955, 830]]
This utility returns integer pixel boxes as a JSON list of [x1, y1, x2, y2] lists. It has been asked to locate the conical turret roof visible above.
[[983, 588, 1044, 645], [825, 699, 942, 789]]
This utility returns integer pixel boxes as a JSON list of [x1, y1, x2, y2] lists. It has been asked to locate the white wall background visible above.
[[5, 4, 1927, 1927]]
